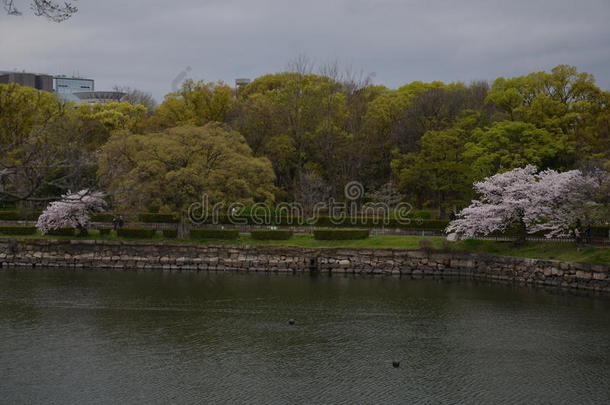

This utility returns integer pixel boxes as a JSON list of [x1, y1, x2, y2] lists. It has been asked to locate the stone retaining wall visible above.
[[0, 239, 608, 292]]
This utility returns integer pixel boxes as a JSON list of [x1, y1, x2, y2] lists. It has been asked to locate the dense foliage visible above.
[[1, 65, 608, 222], [98, 124, 275, 213]]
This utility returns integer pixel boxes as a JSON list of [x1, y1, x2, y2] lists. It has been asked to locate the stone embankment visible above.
[[0, 239, 608, 292]]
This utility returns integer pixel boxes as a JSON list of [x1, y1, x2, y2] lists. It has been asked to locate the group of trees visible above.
[[0, 83, 146, 204], [1, 64, 609, 221]]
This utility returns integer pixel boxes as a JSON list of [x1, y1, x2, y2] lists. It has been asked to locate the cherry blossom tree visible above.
[[446, 165, 603, 242], [37, 190, 106, 235]]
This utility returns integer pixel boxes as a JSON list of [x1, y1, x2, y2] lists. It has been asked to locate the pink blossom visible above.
[[447, 166, 602, 239], [37, 190, 107, 234]]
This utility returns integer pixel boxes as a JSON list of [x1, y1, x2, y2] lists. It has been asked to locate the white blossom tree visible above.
[[37, 190, 106, 235], [446, 166, 602, 242]]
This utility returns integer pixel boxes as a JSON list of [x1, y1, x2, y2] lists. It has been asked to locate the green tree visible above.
[[0, 84, 91, 202], [154, 79, 235, 127], [392, 114, 476, 217], [70, 101, 148, 149], [98, 124, 276, 213], [464, 120, 572, 180], [233, 72, 352, 200]]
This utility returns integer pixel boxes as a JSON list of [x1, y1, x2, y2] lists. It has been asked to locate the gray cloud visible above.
[[1, 0, 609, 102]]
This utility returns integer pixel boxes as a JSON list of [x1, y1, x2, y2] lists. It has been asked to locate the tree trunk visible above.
[[177, 212, 190, 239], [514, 216, 527, 246]]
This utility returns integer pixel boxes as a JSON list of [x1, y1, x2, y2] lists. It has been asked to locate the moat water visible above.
[[1, 269, 609, 404]]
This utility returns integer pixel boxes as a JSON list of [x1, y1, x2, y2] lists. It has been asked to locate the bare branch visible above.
[[3, 0, 77, 22]]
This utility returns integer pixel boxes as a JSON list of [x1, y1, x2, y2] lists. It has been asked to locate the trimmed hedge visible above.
[[46, 228, 75, 236], [313, 228, 370, 240], [138, 213, 179, 223], [187, 213, 449, 230], [250, 230, 293, 240], [312, 217, 449, 230], [98, 228, 112, 236], [190, 228, 239, 240], [0, 225, 37, 235], [407, 210, 433, 220], [396, 219, 449, 230], [0, 211, 20, 221], [0, 211, 42, 221], [117, 228, 157, 238], [162, 229, 178, 238], [91, 214, 114, 223]]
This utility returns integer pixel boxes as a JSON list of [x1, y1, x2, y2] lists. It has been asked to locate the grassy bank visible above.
[[1, 232, 608, 265]]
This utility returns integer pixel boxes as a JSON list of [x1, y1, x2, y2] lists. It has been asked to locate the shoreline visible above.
[[1, 238, 609, 293]]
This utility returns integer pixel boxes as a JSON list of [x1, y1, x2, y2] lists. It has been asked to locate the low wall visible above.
[[0, 239, 608, 292]]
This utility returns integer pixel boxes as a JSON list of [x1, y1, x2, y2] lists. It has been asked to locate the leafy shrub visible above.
[[0, 225, 37, 235], [138, 213, 179, 223], [250, 230, 293, 240], [311, 216, 448, 230], [0, 211, 42, 221], [190, 228, 239, 240], [46, 228, 75, 236], [591, 226, 610, 238], [313, 228, 370, 240], [187, 213, 448, 230], [408, 210, 433, 220], [98, 228, 112, 236], [0, 211, 20, 221], [117, 228, 157, 238], [162, 229, 178, 238], [91, 213, 114, 223], [0, 202, 16, 210]]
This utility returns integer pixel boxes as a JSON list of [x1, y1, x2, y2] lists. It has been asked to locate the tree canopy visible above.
[[97, 124, 276, 213], [1, 64, 608, 219]]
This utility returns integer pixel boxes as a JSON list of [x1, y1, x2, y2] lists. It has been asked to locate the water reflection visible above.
[[1, 269, 609, 404]]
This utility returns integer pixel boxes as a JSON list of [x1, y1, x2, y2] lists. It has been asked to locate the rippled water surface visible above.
[[1, 269, 609, 404]]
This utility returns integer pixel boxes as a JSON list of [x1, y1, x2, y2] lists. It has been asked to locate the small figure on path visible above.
[[112, 215, 125, 231], [573, 219, 582, 244], [585, 225, 592, 245]]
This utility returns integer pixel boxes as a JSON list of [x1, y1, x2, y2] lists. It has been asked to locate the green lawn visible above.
[[452, 238, 610, 265], [1, 231, 609, 264]]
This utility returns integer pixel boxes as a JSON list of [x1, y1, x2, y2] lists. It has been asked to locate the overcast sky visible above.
[[1, 0, 609, 101]]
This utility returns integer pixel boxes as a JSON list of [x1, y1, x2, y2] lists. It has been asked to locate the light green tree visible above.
[[392, 126, 471, 217], [98, 124, 276, 213], [464, 120, 572, 180], [154, 79, 235, 127]]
